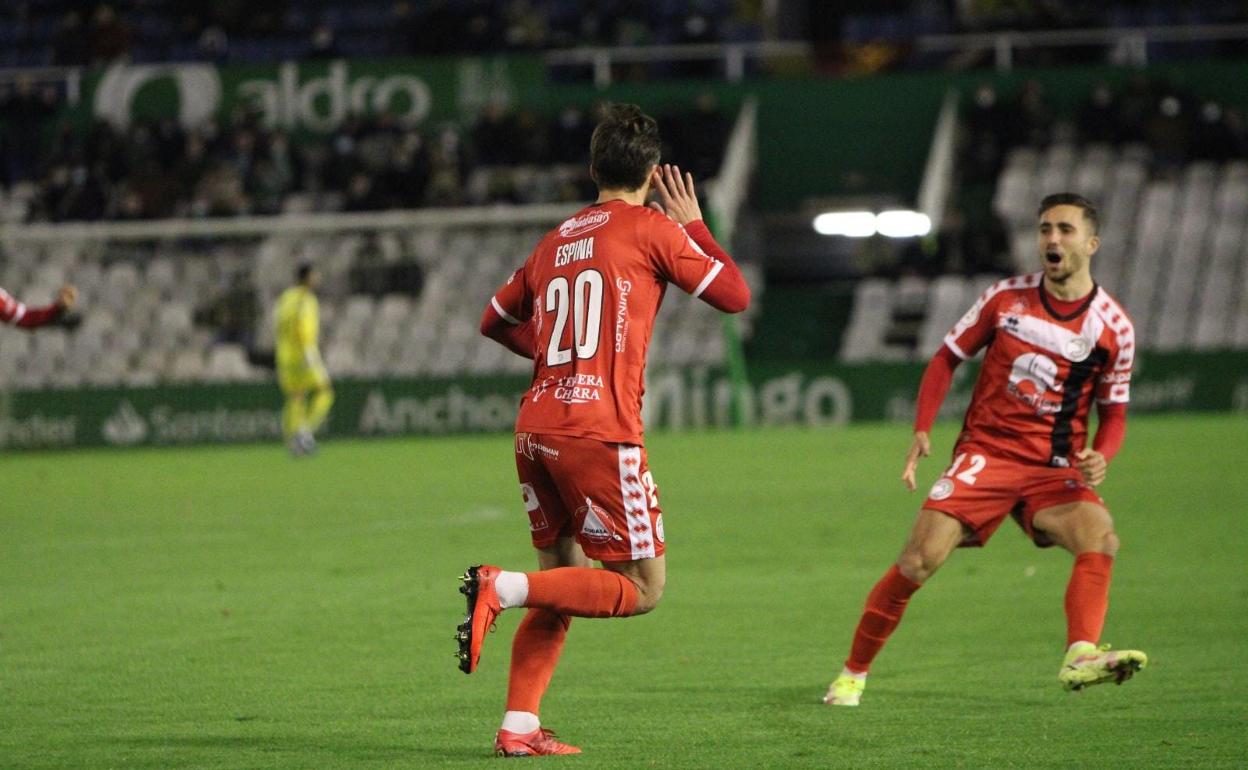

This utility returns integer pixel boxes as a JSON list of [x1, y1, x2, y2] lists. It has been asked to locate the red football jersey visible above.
[[944, 272, 1134, 467], [490, 200, 725, 444]]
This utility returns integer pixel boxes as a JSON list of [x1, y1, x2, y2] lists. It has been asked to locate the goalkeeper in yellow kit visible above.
[[275, 263, 334, 455]]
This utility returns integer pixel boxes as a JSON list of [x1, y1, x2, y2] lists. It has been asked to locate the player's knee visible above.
[[628, 574, 665, 615], [897, 548, 941, 583], [1100, 529, 1120, 556]]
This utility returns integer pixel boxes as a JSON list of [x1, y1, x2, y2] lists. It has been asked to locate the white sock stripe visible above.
[[616, 446, 653, 560]]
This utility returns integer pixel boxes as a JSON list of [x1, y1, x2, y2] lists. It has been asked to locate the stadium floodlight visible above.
[[875, 210, 932, 238], [812, 211, 877, 237]]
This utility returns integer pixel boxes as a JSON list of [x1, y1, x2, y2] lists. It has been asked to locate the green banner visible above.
[[68, 56, 545, 134], [1, 350, 1244, 451]]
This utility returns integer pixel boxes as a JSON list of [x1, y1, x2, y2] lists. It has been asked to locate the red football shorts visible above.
[[920, 442, 1105, 548], [514, 432, 664, 562]]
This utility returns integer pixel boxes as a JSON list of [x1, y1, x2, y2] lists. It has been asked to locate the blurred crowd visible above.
[[0, 90, 733, 223], [0, 1, 763, 68], [962, 75, 1248, 186], [894, 74, 1248, 279]]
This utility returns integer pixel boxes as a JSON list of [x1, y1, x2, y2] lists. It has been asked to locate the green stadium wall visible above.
[[2, 351, 1244, 451]]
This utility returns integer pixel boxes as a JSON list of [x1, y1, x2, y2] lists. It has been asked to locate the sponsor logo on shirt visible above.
[[530, 373, 605, 405], [1007, 352, 1064, 415], [614, 277, 631, 352], [559, 210, 611, 238]]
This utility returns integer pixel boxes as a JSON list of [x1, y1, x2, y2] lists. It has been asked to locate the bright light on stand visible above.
[[812, 209, 932, 238], [876, 210, 932, 238], [812, 211, 876, 237]]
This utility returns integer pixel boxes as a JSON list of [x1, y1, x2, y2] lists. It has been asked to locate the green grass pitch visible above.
[[2, 413, 1246, 768]]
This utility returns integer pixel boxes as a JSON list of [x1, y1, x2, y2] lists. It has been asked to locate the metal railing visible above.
[[543, 41, 812, 87], [914, 22, 1248, 72]]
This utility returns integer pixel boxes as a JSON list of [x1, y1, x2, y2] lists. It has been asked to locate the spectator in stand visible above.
[[309, 23, 338, 60], [1189, 102, 1236, 162], [51, 11, 90, 66], [1146, 94, 1190, 173], [1015, 79, 1054, 147], [197, 24, 230, 63], [961, 83, 1014, 184], [1115, 74, 1155, 143], [0, 76, 58, 185], [89, 4, 133, 65], [679, 91, 732, 181], [550, 105, 593, 164], [1078, 82, 1122, 144], [473, 102, 518, 165], [40, 164, 108, 222]]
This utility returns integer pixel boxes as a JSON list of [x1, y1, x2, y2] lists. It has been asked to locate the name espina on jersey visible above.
[[554, 236, 594, 267]]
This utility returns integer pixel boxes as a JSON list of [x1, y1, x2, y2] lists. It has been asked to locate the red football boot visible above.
[[494, 728, 582, 757], [456, 565, 501, 673]]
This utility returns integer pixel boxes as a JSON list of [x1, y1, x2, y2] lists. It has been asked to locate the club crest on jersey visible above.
[[1064, 336, 1092, 362], [929, 478, 955, 501], [559, 210, 611, 238], [1007, 352, 1064, 415], [578, 498, 621, 543]]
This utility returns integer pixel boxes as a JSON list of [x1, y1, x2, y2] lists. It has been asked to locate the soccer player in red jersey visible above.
[[0, 285, 78, 329], [824, 193, 1146, 707], [458, 103, 750, 756]]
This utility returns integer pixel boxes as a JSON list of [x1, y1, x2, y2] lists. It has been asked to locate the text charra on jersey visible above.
[[533, 373, 606, 404]]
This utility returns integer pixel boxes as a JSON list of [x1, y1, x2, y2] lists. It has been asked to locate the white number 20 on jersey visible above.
[[545, 269, 604, 366]]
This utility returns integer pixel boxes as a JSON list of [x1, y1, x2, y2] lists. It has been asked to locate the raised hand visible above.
[[649, 163, 703, 226]]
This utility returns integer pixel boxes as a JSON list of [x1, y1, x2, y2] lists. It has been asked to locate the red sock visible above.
[[845, 565, 922, 673], [506, 609, 571, 714], [1065, 552, 1113, 647], [525, 567, 639, 618]]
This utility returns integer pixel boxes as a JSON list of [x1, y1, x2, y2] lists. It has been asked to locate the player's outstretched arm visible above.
[[3, 284, 78, 329], [650, 164, 750, 314]]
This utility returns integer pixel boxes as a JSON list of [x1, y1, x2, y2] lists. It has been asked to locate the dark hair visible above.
[[589, 103, 661, 191], [296, 262, 315, 283], [1038, 193, 1099, 234]]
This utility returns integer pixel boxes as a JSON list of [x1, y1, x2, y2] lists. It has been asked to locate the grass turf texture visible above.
[[2, 413, 1245, 769]]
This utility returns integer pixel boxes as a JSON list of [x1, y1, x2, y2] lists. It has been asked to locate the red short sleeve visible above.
[[943, 283, 1007, 360], [489, 268, 532, 325]]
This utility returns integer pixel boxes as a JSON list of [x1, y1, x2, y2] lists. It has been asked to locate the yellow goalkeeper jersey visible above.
[[275, 286, 321, 370]]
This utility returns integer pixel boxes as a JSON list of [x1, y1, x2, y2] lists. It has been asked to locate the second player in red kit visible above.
[[824, 193, 1147, 708], [455, 104, 750, 756]]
